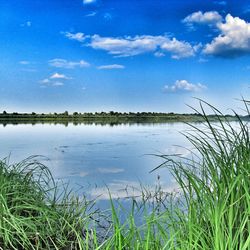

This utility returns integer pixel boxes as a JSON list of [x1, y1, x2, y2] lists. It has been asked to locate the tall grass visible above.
[[156, 100, 250, 249], [0, 157, 100, 249], [0, 101, 249, 249]]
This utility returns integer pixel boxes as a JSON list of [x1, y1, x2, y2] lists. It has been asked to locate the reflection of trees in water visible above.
[[0, 111, 241, 127]]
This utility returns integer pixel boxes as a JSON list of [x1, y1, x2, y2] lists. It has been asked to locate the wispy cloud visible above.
[[63, 32, 86, 42], [103, 12, 112, 20], [243, 7, 250, 14], [49, 58, 90, 68], [85, 11, 97, 17], [40, 78, 50, 84], [39, 78, 64, 87], [203, 14, 250, 58], [213, 1, 227, 6], [97, 64, 125, 70], [163, 80, 206, 93], [21, 21, 32, 27], [83, 0, 96, 4], [40, 72, 72, 88], [50, 72, 71, 80], [19, 60, 30, 65], [52, 82, 64, 87]]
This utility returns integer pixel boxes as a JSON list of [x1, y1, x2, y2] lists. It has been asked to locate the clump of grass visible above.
[[0, 156, 98, 249], [162, 100, 250, 249]]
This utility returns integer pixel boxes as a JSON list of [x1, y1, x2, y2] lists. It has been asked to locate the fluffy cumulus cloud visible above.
[[161, 38, 201, 59], [164, 80, 206, 93], [97, 64, 125, 69], [183, 11, 222, 25], [64, 32, 86, 42], [203, 14, 250, 58], [49, 58, 90, 68], [88, 34, 198, 59]]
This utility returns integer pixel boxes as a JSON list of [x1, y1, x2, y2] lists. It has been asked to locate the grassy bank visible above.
[[0, 101, 249, 249]]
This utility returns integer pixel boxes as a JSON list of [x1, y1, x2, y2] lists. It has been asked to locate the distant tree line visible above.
[[0, 110, 204, 117], [0, 110, 240, 125]]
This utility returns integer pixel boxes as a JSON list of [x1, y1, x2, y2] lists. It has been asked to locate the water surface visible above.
[[0, 123, 192, 200]]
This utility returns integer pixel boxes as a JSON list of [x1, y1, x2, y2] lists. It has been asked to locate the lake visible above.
[[0, 122, 192, 201]]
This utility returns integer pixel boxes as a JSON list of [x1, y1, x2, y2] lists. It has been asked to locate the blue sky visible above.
[[1, 0, 250, 113]]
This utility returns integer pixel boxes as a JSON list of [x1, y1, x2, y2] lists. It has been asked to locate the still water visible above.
[[0, 123, 192, 200]]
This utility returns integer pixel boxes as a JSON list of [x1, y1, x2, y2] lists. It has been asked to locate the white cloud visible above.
[[52, 82, 64, 87], [40, 78, 50, 84], [203, 14, 250, 57], [161, 39, 201, 59], [50, 73, 71, 80], [154, 51, 165, 57], [88, 34, 198, 59], [163, 80, 206, 93], [85, 11, 97, 17], [19, 60, 30, 65], [97, 167, 124, 174], [39, 78, 64, 87], [83, 0, 96, 4], [89, 35, 163, 57], [49, 58, 90, 68], [183, 11, 222, 25], [97, 64, 125, 70], [64, 32, 86, 42]]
